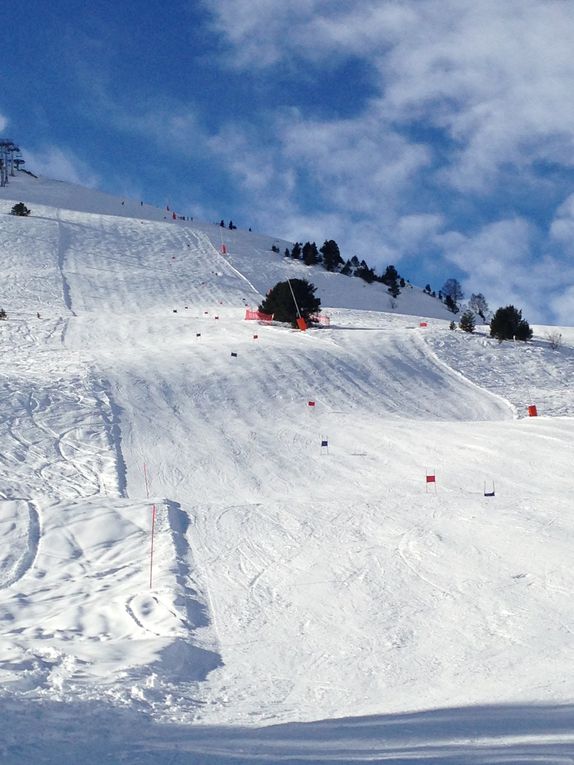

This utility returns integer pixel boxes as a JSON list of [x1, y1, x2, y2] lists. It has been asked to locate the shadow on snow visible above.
[[1, 699, 574, 764]]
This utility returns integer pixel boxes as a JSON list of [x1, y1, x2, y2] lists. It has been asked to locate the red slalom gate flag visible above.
[[426, 474, 436, 483], [308, 401, 316, 407]]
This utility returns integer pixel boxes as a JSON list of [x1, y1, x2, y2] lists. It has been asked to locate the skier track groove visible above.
[[0, 500, 41, 590]]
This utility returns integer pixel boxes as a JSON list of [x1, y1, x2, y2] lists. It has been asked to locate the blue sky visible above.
[[3, 0, 574, 324]]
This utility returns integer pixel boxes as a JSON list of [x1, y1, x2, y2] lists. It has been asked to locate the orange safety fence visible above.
[[244, 308, 274, 321], [310, 314, 331, 326]]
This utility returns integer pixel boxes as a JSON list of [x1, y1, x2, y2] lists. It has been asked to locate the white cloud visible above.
[[278, 113, 431, 216], [0, 112, 8, 132], [22, 145, 100, 187], [549, 193, 574, 255], [394, 214, 445, 254], [204, 0, 574, 193], [201, 0, 414, 66], [433, 217, 567, 322], [200, 0, 326, 67], [549, 286, 574, 326]]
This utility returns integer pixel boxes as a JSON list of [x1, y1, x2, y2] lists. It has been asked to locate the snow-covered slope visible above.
[[1, 173, 574, 763], [1, 172, 454, 318]]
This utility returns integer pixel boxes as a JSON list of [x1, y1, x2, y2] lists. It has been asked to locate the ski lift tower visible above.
[[9, 142, 20, 176], [14, 153, 25, 173], [0, 139, 20, 186]]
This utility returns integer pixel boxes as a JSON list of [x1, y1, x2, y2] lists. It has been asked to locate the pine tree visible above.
[[459, 310, 476, 333], [0, 308, 7, 320], [355, 260, 375, 283], [259, 279, 321, 326], [442, 278, 463, 312], [490, 305, 533, 341], [381, 265, 400, 296], [10, 202, 30, 217], [291, 242, 302, 259], [302, 241, 320, 266], [469, 293, 489, 321], [445, 295, 459, 314], [320, 240, 343, 271], [381, 265, 399, 286]]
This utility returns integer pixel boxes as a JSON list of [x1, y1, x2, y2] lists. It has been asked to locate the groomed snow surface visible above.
[[1, 174, 574, 763]]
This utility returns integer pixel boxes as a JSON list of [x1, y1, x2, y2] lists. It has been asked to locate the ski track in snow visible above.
[[0, 500, 40, 590], [1, 175, 574, 762]]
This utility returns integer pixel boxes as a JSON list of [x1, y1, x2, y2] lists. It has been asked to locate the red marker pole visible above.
[[425, 470, 437, 494]]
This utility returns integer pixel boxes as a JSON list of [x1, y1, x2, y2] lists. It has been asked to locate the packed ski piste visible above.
[[1, 172, 573, 763]]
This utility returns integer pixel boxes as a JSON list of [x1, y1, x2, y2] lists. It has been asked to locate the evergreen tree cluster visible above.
[[281, 238, 404, 298]]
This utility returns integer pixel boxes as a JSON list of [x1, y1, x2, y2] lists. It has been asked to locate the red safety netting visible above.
[[310, 314, 331, 326], [244, 308, 274, 321]]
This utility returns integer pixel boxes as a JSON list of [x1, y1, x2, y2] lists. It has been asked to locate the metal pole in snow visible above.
[[287, 278, 302, 319]]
